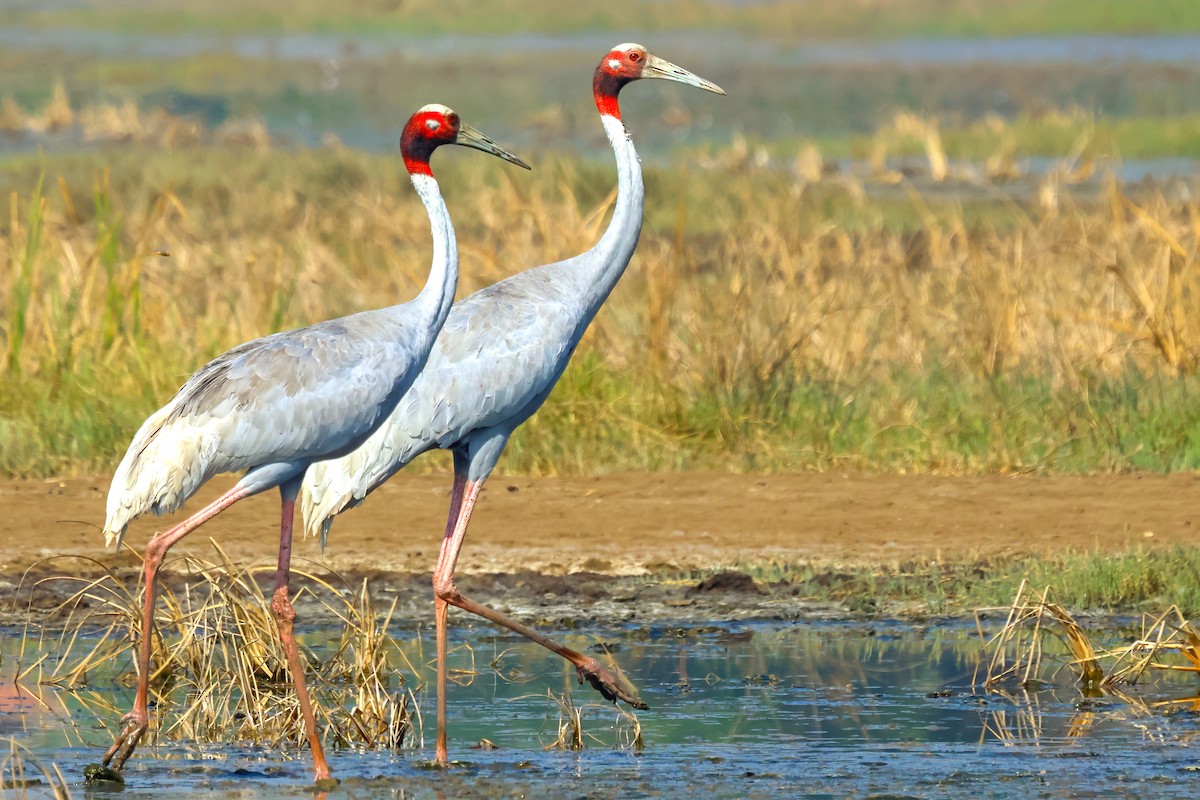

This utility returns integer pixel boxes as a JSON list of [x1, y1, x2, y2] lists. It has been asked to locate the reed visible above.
[[0, 739, 72, 800], [541, 688, 643, 753], [2, 96, 1200, 478], [976, 584, 1200, 695], [18, 545, 415, 752]]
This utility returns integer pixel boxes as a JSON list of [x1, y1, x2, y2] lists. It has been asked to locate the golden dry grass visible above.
[[977, 585, 1200, 696], [541, 688, 643, 753], [2, 93, 1200, 476], [0, 739, 72, 800], [16, 544, 415, 752]]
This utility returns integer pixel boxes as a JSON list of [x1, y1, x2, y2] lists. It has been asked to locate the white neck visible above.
[[576, 113, 645, 314], [408, 172, 458, 330]]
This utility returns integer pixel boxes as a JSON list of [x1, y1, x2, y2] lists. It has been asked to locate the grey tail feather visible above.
[[104, 525, 127, 551], [319, 517, 334, 552]]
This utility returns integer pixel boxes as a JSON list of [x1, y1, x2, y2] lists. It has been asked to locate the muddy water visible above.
[[4, 622, 1200, 798]]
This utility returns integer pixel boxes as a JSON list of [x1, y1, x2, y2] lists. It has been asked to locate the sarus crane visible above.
[[91, 105, 528, 785], [301, 44, 724, 764]]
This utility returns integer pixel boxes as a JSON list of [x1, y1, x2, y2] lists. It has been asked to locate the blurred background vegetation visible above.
[[2, 0, 1200, 478]]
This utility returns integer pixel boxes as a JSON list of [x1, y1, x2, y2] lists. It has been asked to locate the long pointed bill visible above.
[[643, 54, 726, 95], [454, 123, 532, 170]]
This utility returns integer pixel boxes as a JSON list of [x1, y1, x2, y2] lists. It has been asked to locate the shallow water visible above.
[[4, 621, 1200, 798], [4, 29, 1200, 67], [4, 25, 1200, 174]]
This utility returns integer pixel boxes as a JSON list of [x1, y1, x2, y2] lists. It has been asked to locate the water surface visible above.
[[4, 621, 1200, 798]]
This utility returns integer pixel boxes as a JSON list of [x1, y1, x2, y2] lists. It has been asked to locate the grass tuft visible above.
[[2, 100, 1200, 478], [18, 544, 415, 752]]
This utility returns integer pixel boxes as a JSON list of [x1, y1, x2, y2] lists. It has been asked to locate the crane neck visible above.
[[407, 171, 458, 335], [578, 111, 644, 314]]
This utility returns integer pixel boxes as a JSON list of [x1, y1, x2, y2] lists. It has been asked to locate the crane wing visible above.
[[302, 267, 582, 535], [408, 274, 579, 447], [108, 309, 432, 542], [165, 313, 424, 469]]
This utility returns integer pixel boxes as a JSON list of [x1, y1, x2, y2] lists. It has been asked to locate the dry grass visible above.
[[0, 739, 72, 800], [541, 688, 643, 753], [977, 584, 1200, 695], [3, 92, 1200, 477], [972, 586, 1200, 745], [16, 543, 415, 753], [10, 546, 646, 761]]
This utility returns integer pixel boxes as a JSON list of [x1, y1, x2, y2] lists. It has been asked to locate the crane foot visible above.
[[576, 657, 649, 710], [83, 763, 125, 786], [90, 710, 147, 781]]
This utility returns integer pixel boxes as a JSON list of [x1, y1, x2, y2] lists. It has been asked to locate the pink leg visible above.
[[432, 476, 647, 764], [101, 484, 251, 771], [434, 468, 469, 765], [270, 483, 335, 784]]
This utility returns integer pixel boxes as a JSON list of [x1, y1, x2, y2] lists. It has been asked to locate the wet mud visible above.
[[2, 471, 1197, 625]]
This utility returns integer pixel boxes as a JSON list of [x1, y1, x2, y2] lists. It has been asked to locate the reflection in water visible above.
[[4, 622, 1200, 798]]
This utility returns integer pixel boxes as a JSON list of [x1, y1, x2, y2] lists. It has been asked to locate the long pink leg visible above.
[[434, 468, 469, 765], [432, 475, 647, 764], [270, 481, 334, 784], [101, 484, 251, 771]]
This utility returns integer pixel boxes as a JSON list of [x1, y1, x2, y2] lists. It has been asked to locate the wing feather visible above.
[[106, 308, 429, 546], [302, 267, 580, 542]]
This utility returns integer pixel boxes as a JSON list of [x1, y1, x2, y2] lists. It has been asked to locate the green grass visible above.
[[9, 341, 1200, 478], [690, 547, 1200, 616], [505, 356, 1200, 476], [3, 138, 1200, 479]]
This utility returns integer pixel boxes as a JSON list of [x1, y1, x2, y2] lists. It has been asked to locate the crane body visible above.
[[301, 45, 725, 764], [92, 106, 528, 785]]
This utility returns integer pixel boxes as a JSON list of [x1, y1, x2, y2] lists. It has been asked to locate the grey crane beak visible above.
[[454, 123, 532, 170], [642, 53, 726, 96]]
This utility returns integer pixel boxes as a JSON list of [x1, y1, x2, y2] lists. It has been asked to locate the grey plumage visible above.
[[94, 104, 530, 783], [302, 261, 593, 545], [299, 45, 724, 766], [106, 308, 433, 545]]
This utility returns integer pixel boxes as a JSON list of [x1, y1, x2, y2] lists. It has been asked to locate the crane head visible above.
[[593, 43, 726, 118], [401, 104, 531, 176]]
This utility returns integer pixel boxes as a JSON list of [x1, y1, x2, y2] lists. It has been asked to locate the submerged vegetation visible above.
[[2, 93, 1200, 478]]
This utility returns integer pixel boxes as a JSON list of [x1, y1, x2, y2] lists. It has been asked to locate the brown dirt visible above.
[[1, 470, 1196, 577]]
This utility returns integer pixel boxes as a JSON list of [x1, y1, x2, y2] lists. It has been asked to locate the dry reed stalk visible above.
[[0, 739, 72, 800], [540, 663, 644, 753], [978, 588, 1200, 701], [792, 141, 825, 185], [1102, 606, 1200, 694], [19, 545, 414, 752], [545, 689, 585, 751], [976, 582, 1104, 690], [1105, 190, 1200, 374]]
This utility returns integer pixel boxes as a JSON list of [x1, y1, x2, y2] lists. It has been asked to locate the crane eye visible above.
[[446, 113, 459, 127], [628, 52, 642, 63], [425, 119, 441, 132]]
